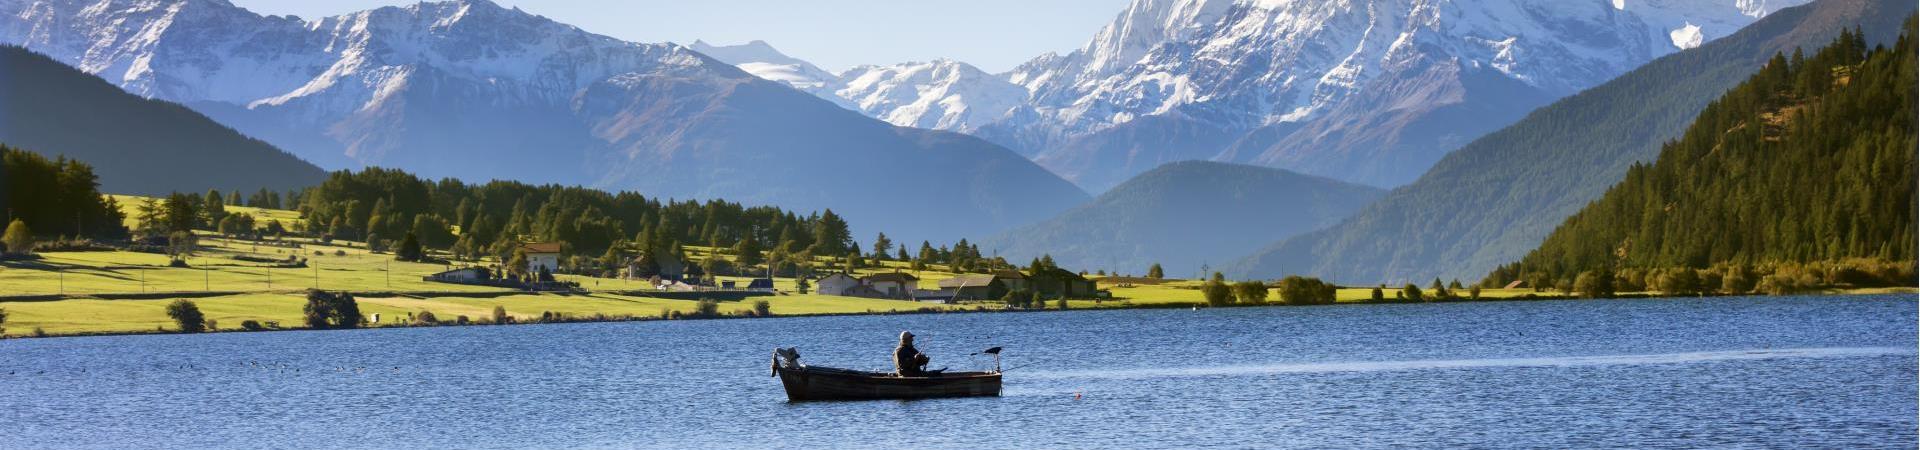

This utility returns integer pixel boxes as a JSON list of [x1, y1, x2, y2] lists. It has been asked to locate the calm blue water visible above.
[[0, 295, 1913, 449]]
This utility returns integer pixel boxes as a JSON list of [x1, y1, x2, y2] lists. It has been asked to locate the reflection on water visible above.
[[1026, 346, 1916, 380], [0, 294, 1914, 449]]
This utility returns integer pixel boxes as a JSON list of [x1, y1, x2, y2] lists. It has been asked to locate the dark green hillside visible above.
[[1230, 0, 1916, 283], [0, 46, 324, 195], [1484, 22, 1915, 287]]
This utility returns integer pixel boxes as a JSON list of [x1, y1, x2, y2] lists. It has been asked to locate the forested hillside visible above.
[[0, 46, 324, 195], [1483, 22, 1915, 291], [1229, 0, 1916, 283]]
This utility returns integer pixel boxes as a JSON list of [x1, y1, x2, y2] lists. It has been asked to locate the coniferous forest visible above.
[[294, 168, 857, 267], [0, 145, 127, 240], [1484, 20, 1917, 293]]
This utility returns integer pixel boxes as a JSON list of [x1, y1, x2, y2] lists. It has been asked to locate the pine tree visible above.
[[872, 232, 893, 260]]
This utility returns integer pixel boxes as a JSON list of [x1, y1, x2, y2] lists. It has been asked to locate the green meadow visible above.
[[11, 195, 1896, 338]]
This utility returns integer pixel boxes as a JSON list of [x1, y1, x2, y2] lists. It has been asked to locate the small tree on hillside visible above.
[[506, 248, 531, 278], [166, 231, 196, 263], [733, 238, 764, 270], [1201, 272, 1234, 306], [1402, 283, 1425, 302], [3, 219, 33, 255], [304, 290, 362, 329], [1147, 263, 1165, 279], [204, 189, 227, 223], [395, 232, 424, 262], [1370, 286, 1385, 302], [166, 299, 206, 333], [871, 232, 893, 260]]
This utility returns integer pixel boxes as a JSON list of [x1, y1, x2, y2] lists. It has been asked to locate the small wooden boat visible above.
[[770, 348, 1001, 402]]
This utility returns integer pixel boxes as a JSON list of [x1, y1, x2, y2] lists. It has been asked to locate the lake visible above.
[[0, 294, 1913, 449]]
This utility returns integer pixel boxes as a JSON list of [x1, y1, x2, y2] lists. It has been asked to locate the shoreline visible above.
[[3, 288, 1910, 340]]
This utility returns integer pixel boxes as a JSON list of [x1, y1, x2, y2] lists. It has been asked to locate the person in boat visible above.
[[893, 331, 930, 377]]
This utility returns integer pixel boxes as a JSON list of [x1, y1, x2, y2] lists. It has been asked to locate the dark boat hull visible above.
[[774, 366, 1001, 402]]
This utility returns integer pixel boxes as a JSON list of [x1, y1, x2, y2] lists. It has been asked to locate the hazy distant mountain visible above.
[[0, 0, 1090, 243], [1229, 0, 1915, 284], [980, 161, 1383, 276], [0, 45, 323, 195]]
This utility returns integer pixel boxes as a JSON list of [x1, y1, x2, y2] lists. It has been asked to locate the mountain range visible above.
[[0, 0, 1090, 244], [699, 0, 1810, 192], [1228, 0, 1915, 283], [977, 161, 1383, 276], [0, 45, 323, 195]]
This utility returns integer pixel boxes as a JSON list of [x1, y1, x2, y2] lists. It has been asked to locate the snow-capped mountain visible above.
[[1003, 0, 1811, 190], [694, 0, 1807, 191], [685, 41, 1031, 139], [833, 60, 1030, 134], [0, 0, 1091, 244]]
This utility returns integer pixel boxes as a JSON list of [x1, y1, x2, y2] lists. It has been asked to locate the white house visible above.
[[520, 242, 562, 274], [816, 273, 861, 296], [862, 272, 920, 299]]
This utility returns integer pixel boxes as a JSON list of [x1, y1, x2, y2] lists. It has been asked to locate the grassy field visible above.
[[0, 199, 973, 336], [108, 194, 307, 231], [7, 195, 1907, 338], [0, 291, 951, 335]]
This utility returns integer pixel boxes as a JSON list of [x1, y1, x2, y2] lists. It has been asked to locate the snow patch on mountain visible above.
[[686, 40, 835, 89], [1670, 22, 1705, 48]]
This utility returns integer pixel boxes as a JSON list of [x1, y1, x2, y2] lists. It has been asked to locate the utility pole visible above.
[[266, 266, 272, 290], [204, 260, 210, 291], [385, 259, 391, 289]]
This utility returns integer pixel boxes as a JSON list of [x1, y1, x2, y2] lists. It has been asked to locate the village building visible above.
[[520, 242, 562, 275], [936, 273, 1009, 302], [991, 270, 1029, 292], [1027, 267, 1098, 299], [746, 278, 776, 292], [623, 250, 689, 283], [816, 273, 861, 296], [424, 267, 489, 283], [861, 272, 920, 299]]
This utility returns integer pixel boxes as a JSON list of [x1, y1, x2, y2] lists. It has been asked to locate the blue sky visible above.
[[229, 0, 1131, 73]]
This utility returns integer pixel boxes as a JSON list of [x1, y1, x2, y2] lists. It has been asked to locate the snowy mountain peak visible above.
[[834, 59, 1030, 131], [686, 39, 835, 89]]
